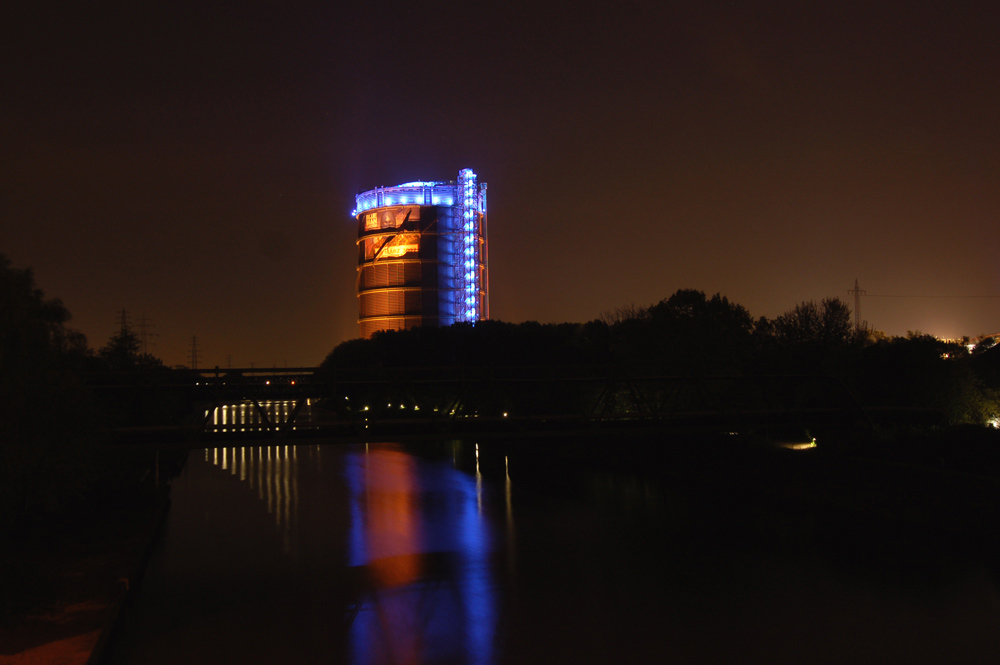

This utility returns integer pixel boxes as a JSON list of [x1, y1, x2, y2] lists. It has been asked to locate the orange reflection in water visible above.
[[349, 445, 430, 665], [362, 446, 422, 590]]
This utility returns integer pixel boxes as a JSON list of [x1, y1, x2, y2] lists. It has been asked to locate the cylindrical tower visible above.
[[352, 169, 488, 339]]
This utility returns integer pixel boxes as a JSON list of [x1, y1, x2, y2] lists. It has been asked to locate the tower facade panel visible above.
[[353, 169, 488, 339]]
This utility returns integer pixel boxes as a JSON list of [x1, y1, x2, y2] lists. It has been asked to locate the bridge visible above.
[[191, 366, 323, 434], [105, 366, 879, 442]]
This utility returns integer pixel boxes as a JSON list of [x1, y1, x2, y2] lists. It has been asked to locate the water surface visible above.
[[107, 440, 1000, 664]]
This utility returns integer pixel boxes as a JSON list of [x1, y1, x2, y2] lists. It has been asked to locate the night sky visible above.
[[4, 1, 999, 368]]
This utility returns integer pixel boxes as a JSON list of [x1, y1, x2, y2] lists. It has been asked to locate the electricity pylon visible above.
[[848, 279, 866, 334]]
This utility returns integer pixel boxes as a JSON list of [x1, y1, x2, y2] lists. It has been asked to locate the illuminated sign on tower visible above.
[[352, 169, 488, 339]]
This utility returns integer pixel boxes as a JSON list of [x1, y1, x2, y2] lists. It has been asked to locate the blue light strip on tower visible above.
[[458, 168, 479, 323]]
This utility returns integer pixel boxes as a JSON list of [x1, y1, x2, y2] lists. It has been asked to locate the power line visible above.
[[189, 336, 201, 370], [848, 279, 866, 334], [865, 294, 1000, 298], [136, 312, 159, 355], [115, 308, 132, 337]]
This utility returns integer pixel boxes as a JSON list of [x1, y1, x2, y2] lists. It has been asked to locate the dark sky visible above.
[[4, 1, 999, 367]]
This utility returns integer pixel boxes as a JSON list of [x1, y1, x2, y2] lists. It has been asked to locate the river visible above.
[[105, 439, 1000, 664]]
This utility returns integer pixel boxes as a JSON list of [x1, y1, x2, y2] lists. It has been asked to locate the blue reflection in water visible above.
[[106, 440, 1000, 664], [345, 444, 496, 664]]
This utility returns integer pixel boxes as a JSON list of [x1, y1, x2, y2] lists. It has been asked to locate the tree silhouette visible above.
[[771, 297, 853, 346], [642, 289, 755, 376], [99, 322, 141, 371], [97, 311, 164, 371], [0, 254, 94, 526]]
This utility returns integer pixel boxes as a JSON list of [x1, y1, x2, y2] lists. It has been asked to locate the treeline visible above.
[[321, 289, 1000, 428], [0, 254, 193, 528]]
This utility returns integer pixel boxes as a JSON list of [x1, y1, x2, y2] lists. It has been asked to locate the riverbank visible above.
[[0, 449, 179, 665]]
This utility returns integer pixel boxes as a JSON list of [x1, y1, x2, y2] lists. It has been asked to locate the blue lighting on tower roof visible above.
[[351, 180, 462, 216]]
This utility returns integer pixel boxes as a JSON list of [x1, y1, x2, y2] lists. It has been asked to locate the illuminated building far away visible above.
[[352, 168, 488, 339]]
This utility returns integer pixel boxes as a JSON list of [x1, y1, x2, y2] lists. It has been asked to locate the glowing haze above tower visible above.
[[352, 169, 488, 339]]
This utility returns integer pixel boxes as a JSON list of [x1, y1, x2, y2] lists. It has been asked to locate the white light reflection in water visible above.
[[206, 444, 300, 541], [505, 455, 515, 579], [266, 445, 274, 517], [476, 443, 482, 513], [505, 455, 513, 536]]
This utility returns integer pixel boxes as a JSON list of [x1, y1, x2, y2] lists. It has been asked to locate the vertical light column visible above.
[[457, 168, 481, 323], [479, 182, 488, 320]]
